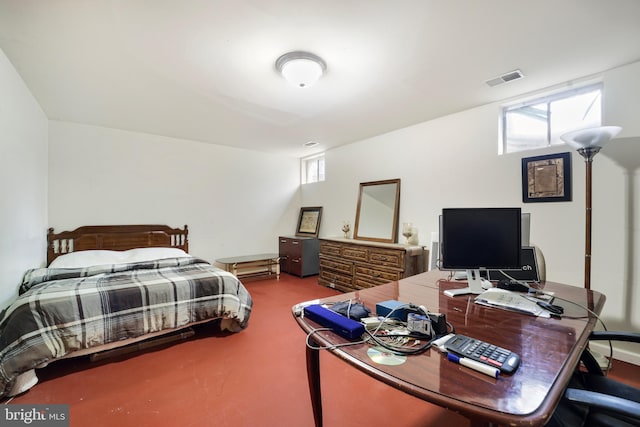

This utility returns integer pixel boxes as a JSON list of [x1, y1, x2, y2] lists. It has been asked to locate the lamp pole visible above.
[[561, 126, 621, 290], [579, 148, 598, 290]]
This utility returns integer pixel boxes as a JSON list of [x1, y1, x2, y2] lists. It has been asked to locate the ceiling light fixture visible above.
[[275, 51, 327, 88]]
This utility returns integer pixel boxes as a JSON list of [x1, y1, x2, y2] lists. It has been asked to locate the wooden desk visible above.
[[292, 270, 605, 427]]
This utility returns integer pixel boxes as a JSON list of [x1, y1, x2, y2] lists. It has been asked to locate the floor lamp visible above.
[[561, 126, 622, 290]]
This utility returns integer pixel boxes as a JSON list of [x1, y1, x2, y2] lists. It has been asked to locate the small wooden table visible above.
[[216, 253, 280, 280]]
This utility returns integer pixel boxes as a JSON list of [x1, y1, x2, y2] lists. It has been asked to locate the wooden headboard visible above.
[[47, 224, 189, 266]]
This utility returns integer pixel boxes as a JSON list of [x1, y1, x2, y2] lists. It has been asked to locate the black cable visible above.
[[305, 327, 368, 350], [540, 293, 613, 372], [363, 302, 443, 355], [446, 321, 455, 335], [303, 301, 452, 357], [521, 290, 613, 373]]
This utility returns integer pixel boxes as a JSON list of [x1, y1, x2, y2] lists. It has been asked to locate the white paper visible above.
[[474, 288, 550, 318]]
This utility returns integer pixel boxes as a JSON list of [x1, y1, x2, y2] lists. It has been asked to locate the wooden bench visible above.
[[215, 253, 280, 280]]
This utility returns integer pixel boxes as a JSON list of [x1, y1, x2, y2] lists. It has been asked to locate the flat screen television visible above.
[[441, 207, 522, 296]]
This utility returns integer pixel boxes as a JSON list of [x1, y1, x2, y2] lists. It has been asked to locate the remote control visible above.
[[444, 334, 521, 374]]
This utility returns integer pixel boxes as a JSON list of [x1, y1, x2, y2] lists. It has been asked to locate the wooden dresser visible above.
[[318, 237, 427, 292]]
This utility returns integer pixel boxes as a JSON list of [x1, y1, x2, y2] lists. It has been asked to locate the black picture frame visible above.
[[522, 152, 572, 203], [296, 206, 323, 237]]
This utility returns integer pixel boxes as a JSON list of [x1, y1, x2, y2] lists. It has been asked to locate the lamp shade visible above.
[[276, 51, 327, 88], [560, 126, 622, 151]]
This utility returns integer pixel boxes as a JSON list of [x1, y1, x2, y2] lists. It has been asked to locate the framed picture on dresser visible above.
[[296, 206, 323, 238]]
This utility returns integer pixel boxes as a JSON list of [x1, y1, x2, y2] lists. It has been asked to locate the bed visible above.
[[0, 225, 253, 398]]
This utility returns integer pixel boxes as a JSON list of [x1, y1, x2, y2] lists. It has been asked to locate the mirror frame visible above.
[[353, 178, 401, 243]]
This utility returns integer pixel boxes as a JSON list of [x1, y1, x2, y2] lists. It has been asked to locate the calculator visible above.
[[444, 334, 521, 374]]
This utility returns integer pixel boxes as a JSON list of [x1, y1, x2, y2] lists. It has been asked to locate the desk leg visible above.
[[306, 337, 323, 427]]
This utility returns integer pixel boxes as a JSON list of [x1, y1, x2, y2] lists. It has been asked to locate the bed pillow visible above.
[[48, 250, 123, 269], [121, 247, 190, 263], [49, 247, 190, 269]]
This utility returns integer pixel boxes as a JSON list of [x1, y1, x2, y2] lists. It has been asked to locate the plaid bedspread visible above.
[[0, 257, 252, 397]]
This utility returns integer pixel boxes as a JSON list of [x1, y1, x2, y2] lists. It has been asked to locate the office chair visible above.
[[548, 331, 640, 427]]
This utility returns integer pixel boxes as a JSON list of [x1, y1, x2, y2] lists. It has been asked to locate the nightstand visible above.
[[278, 236, 319, 277]]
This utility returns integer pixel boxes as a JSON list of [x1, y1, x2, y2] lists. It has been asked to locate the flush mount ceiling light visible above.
[[275, 51, 327, 88]]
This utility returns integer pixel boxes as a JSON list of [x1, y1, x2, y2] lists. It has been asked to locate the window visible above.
[[502, 83, 602, 154], [302, 153, 325, 184]]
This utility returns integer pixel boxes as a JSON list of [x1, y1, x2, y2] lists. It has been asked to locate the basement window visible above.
[[302, 153, 325, 184], [501, 83, 602, 154]]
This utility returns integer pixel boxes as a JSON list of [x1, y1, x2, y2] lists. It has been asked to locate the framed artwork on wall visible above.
[[296, 206, 323, 237], [522, 152, 572, 203]]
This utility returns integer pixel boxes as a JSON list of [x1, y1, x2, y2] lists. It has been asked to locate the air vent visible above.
[[485, 69, 524, 87], [303, 141, 319, 148]]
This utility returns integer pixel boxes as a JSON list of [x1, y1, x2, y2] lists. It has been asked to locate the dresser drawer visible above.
[[318, 238, 425, 292], [354, 269, 400, 289], [286, 257, 303, 276], [369, 248, 404, 269], [320, 241, 342, 257], [279, 237, 303, 257], [319, 270, 353, 291], [320, 256, 353, 275], [353, 277, 384, 289], [355, 265, 400, 283], [341, 245, 368, 262]]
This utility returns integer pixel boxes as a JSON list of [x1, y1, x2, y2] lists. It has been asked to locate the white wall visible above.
[[0, 49, 48, 310], [303, 60, 640, 363], [48, 121, 301, 262], [4, 41, 639, 362]]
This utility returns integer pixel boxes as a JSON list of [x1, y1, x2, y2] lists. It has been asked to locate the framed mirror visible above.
[[353, 179, 401, 243]]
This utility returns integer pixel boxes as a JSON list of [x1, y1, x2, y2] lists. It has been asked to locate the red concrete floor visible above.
[[5, 275, 639, 427]]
